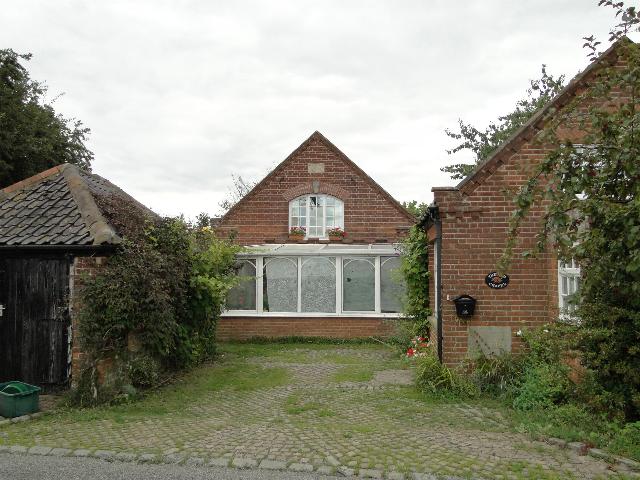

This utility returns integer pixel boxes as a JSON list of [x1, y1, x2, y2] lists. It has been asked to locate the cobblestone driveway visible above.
[[0, 344, 635, 479]]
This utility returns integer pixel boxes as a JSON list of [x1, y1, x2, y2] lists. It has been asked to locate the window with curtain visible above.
[[301, 257, 336, 313], [263, 257, 298, 312], [226, 260, 257, 310], [380, 256, 404, 313], [343, 257, 375, 312]]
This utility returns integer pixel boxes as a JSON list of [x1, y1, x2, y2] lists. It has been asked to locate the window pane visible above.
[[561, 275, 568, 295], [381, 256, 405, 313], [343, 257, 375, 312], [263, 257, 298, 312], [226, 260, 256, 310], [301, 257, 336, 313]]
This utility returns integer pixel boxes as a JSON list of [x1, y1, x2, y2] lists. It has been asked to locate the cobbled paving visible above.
[[0, 345, 636, 479]]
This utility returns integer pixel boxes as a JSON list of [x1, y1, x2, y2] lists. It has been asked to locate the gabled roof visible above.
[[438, 37, 633, 196], [0, 164, 155, 248], [221, 131, 415, 223]]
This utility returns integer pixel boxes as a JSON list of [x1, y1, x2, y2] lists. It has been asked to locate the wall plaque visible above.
[[485, 272, 509, 289], [308, 162, 325, 174]]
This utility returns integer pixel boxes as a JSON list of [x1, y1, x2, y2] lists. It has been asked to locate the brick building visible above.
[[216, 131, 414, 339], [0, 164, 154, 388], [422, 40, 629, 366]]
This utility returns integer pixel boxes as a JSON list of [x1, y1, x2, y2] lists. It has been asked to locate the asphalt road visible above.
[[0, 454, 344, 480]]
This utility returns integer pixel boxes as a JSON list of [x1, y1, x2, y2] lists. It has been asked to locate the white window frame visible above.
[[289, 194, 344, 239], [224, 253, 403, 318], [558, 259, 581, 322]]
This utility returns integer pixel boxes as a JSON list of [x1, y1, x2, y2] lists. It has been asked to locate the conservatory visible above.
[[223, 243, 405, 317]]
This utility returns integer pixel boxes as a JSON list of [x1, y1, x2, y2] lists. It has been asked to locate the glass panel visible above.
[[226, 260, 256, 310], [561, 275, 568, 295], [263, 257, 298, 312], [381, 256, 405, 313], [301, 257, 336, 313], [343, 257, 375, 312]]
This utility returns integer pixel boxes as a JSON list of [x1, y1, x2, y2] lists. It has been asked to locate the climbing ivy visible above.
[[400, 225, 431, 336]]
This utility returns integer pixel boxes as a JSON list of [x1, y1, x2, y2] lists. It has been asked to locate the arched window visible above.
[[289, 194, 344, 238]]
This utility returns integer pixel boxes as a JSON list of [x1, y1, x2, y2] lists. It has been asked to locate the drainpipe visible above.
[[426, 204, 444, 363]]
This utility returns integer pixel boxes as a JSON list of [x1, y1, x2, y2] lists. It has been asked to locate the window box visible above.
[[289, 227, 306, 242], [328, 227, 345, 242]]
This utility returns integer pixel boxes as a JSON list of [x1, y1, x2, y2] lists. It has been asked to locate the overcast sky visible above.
[[1, 1, 630, 218]]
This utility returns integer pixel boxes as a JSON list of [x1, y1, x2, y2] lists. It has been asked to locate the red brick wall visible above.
[[432, 171, 559, 366], [427, 45, 634, 366], [217, 317, 395, 340], [69, 255, 108, 383], [216, 133, 413, 246]]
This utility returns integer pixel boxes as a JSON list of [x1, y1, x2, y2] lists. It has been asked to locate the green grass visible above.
[[331, 365, 376, 383], [284, 393, 335, 417], [2, 342, 632, 479]]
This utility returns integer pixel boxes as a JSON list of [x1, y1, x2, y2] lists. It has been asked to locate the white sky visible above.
[[1, 1, 628, 218]]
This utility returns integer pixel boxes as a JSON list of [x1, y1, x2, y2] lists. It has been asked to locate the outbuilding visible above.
[[0, 164, 153, 389]]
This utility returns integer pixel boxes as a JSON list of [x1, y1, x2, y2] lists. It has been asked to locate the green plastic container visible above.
[[0, 381, 41, 418]]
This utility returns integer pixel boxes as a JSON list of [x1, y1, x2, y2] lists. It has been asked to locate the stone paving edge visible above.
[[3, 441, 639, 477]]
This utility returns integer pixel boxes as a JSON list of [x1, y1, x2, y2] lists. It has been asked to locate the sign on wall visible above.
[[485, 272, 509, 289]]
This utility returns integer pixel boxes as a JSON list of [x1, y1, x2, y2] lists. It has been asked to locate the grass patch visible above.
[[331, 365, 375, 383], [284, 393, 334, 417]]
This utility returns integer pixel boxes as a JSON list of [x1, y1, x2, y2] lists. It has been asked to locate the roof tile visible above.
[[0, 164, 155, 248]]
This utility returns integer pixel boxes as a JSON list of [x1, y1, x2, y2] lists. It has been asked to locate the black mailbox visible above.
[[453, 295, 476, 318]]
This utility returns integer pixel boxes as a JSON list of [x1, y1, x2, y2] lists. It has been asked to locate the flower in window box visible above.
[[327, 227, 345, 241], [289, 226, 306, 241]]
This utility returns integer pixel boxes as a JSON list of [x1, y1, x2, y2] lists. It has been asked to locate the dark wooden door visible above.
[[0, 256, 72, 387]]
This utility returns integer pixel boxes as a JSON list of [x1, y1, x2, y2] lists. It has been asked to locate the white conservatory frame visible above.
[[223, 243, 404, 318]]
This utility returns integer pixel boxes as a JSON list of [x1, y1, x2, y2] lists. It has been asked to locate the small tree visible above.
[[218, 174, 256, 213], [0, 49, 93, 187], [442, 67, 565, 180], [501, 2, 640, 420]]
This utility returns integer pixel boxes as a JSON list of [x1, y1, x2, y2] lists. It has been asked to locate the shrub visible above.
[[610, 422, 640, 461], [415, 352, 477, 398], [75, 217, 240, 405], [469, 353, 525, 396], [127, 354, 161, 389], [400, 226, 431, 337], [512, 363, 572, 411]]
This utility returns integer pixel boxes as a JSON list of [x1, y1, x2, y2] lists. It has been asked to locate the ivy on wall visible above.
[[401, 225, 431, 335], [74, 217, 241, 405]]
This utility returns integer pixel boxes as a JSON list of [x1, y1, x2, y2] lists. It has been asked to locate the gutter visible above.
[[425, 204, 443, 363], [0, 245, 117, 255]]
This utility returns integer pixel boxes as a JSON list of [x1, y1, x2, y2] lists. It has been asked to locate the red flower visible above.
[[406, 348, 415, 357]]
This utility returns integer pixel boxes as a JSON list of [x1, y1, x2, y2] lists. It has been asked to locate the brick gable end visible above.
[[217, 133, 414, 245]]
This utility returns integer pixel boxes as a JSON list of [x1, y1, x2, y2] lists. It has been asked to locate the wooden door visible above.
[[0, 256, 72, 388]]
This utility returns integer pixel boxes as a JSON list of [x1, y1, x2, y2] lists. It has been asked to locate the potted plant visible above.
[[289, 226, 306, 242], [328, 227, 345, 242]]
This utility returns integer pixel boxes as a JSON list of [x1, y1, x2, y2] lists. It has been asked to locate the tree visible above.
[[501, 1, 640, 420], [218, 174, 256, 214], [0, 49, 93, 187], [401, 200, 429, 218], [442, 67, 565, 180]]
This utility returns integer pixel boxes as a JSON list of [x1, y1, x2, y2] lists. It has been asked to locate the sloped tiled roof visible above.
[[0, 164, 155, 248]]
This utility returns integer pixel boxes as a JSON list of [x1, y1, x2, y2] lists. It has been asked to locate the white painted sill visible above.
[[221, 311, 404, 318]]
